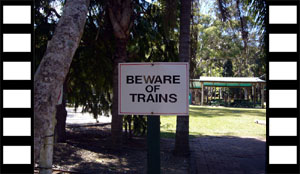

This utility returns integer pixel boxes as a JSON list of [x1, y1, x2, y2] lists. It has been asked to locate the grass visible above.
[[160, 105, 266, 139]]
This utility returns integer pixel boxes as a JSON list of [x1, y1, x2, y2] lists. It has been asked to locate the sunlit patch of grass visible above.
[[160, 105, 266, 139]]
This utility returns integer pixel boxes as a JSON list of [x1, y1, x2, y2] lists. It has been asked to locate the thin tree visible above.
[[174, 0, 192, 156], [34, 0, 90, 165], [108, 0, 133, 148]]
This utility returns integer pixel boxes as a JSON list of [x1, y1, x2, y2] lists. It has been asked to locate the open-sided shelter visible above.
[[190, 77, 266, 108]]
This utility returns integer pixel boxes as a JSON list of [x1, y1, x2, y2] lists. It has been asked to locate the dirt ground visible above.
[[39, 122, 265, 174], [51, 124, 189, 174], [190, 136, 266, 174]]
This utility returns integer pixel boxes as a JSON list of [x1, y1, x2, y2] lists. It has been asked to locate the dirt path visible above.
[[52, 120, 265, 174], [190, 136, 266, 174], [52, 124, 189, 174]]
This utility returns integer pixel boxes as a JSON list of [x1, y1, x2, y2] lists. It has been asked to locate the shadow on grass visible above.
[[160, 131, 200, 139], [189, 106, 266, 118]]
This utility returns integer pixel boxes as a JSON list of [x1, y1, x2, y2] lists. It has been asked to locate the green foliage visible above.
[[124, 115, 147, 138], [209, 99, 226, 106], [129, 0, 180, 63], [35, 0, 180, 120], [35, 0, 266, 122], [231, 100, 255, 108], [66, 0, 113, 118], [222, 60, 233, 77], [159, 0, 178, 38], [34, 0, 61, 68], [245, 0, 266, 41], [190, 0, 266, 78]]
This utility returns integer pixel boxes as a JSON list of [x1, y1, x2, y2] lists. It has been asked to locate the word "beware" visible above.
[[126, 75, 180, 84]]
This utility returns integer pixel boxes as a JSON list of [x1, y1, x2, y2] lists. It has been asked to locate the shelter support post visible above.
[[214, 87, 216, 100], [247, 88, 250, 100], [261, 84, 265, 108], [251, 85, 253, 102], [252, 84, 255, 104], [223, 88, 226, 104], [201, 82, 204, 106], [258, 85, 261, 102], [228, 91, 231, 106], [254, 83, 257, 104], [206, 87, 208, 104], [211, 87, 213, 102]]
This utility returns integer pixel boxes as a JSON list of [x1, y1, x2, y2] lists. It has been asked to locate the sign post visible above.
[[147, 115, 160, 174], [118, 62, 189, 173]]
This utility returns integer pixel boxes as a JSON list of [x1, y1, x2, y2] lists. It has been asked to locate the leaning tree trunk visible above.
[[108, 0, 132, 149], [39, 113, 56, 174], [174, 0, 192, 156], [34, 0, 90, 164]]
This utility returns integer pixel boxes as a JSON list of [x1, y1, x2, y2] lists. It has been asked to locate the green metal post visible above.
[[147, 115, 160, 174]]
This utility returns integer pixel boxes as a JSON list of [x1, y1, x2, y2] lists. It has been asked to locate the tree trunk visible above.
[[174, 0, 192, 156], [111, 38, 129, 149], [34, 0, 90, 162], [108, 0, 132, 149], [39, 113, 56, 174]]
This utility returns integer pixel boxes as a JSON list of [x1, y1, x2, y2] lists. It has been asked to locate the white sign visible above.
[[118, 62, 189, 115]]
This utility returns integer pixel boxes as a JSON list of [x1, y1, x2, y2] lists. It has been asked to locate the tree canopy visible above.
[[35, 0, 266, 123], [34, 0, 266, 172]]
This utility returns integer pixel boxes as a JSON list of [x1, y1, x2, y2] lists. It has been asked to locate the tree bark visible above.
[[108, 0, 133, 149], [34, 0, 90, 162], [174, 0, 192, 156], [111, 39, 128, 148], [39, 112, 56, 174]]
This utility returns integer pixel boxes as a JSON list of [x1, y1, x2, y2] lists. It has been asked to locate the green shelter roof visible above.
[[190, 76, 265, 89], [198, 76, 265, 83], [204, 83, 252, 87], [190, 81, 253, 88]]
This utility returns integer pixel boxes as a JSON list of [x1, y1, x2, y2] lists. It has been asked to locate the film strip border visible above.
[[266, 0, 300, 173], [0, 0, 34, 173]]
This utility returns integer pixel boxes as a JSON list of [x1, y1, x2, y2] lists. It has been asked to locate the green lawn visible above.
[[160, 105, 266, 139]]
